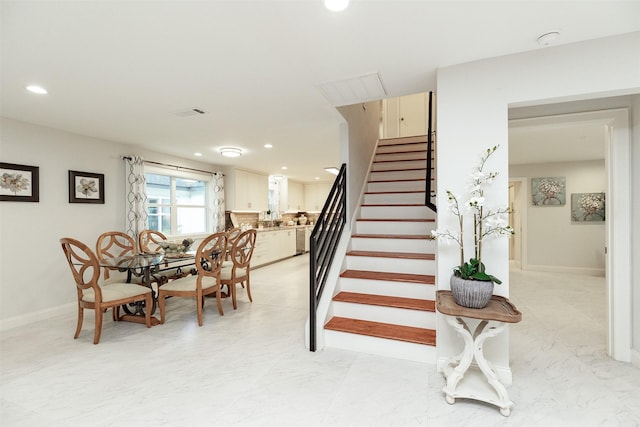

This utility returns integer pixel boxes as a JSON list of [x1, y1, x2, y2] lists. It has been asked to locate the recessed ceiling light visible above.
[[26, 85, 48, 95], [537, 31, 560, 46], [324, 167, 340, 175], [281, 166, 288, 170], [315, 177, 320, 180], [219, 147, 243, 158], [264, 144, 273, 149], [324, 0, 349, 12], [194, 152, 203, 157]]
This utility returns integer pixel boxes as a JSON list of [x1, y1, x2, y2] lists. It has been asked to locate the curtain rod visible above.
[[122, 156, 223, 176]]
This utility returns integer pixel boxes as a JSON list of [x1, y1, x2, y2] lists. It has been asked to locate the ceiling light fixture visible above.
[[324, 167, 340, 175], [537, 31, 560, 47], [264, 143, 273, 149], [26, 85, 48, 94], [324, 0, 349, 12], [219, 147, 243, 158], [194, 152, 203, 157]]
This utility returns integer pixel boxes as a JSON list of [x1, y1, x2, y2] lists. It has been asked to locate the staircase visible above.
[[324, 135, 437, 363]]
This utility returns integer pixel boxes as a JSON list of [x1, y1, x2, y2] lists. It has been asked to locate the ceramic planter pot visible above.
[[450, 275, 494, 309]]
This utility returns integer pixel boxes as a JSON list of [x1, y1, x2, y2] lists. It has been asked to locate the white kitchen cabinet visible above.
[[234, 169, 268, 211], [252, 228, 296, 267], [382, 93, 428, 138], [287, 180, 304, 212], [304, 182, 331, 212]]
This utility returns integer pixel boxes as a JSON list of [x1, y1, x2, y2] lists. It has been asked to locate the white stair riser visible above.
[[346, 255, 435, 275], [375, 152, 427, 162], [361, 205, 432, 219], [340, 277, 436, 300], [364, 192, 425, 205], [369, 169, 427, 181], [372, 160, 427, 171], [368, 180, 426, 192], [356, 220, 435, 235], [333, 302, 436, 329], [379, 136, 428, 146], [351, 237, 435, 253], [324, 330, 436, 363]]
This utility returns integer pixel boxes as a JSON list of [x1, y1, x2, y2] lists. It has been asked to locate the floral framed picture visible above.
[[571, 192, 605, 222], [0, 162, 40, 202], [531, 176, 566, 206], [69, 170, 104, 204]]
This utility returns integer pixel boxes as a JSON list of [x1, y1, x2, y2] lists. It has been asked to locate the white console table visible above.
[[436, 290, 522, 416]]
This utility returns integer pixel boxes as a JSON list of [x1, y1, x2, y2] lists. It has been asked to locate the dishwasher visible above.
[[295, 227, 306, 255]]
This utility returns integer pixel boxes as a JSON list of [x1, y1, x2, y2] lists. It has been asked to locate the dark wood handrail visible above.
[[309, 163, 347, 352], [425, 91, 437, 212]]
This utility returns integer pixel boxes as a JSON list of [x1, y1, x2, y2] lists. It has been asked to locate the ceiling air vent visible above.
[[173, 108, 207, 117]]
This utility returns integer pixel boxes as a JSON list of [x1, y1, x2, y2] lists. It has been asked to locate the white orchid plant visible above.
[[431, 145, 514, 284]]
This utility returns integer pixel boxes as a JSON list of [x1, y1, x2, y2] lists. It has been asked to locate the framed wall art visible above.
[[571, 192, 605, 222], [0, 162, 40, 202], [531, 176, 566, 206], [69, 170, 104, 204]]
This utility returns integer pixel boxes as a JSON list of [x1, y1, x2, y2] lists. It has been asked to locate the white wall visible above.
[[0, 117, 223, 327], [437, 32, 640, 372], [632, 95, 640, 362], [337, 101, 382, 224], [510, 160, 606, 274]]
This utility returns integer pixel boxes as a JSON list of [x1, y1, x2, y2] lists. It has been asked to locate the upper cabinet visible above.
[[382, 93, 428, 138], [287, 181, 304, 212], [232, 169, 268, 211], [304, 182, 331, 212]]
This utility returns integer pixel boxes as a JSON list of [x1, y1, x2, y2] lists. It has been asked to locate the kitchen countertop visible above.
[[255, 225, 313, 232]]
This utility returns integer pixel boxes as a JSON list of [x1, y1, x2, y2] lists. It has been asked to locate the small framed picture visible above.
[[0, 162, 40, 202], [69, 170, 104, 204]]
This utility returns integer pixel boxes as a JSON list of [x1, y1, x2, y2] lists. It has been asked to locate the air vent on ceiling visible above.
[[317, 72, 387, 107], [173, 108, 207, 117]]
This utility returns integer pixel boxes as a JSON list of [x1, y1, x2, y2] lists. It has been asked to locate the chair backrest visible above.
[[138, 229, 167, 253], [230, 229, 257, 269], [60, 237, 102, 301], [96, 231, 136, 279], [194, 232, 228, 277]]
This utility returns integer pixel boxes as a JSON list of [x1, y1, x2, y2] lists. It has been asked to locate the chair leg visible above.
[[144, 295, 152, 328], [216, 288, 224, 316], [231, 281, 237, 310], [196, 291, 204, 326], [74, 305, 84, 339], [158, 292, 166, 324], [93, 309, 104, 344], [246, 275, 253, 302]]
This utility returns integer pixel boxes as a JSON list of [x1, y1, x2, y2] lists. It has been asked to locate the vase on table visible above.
[[450, 275, 494, 309]]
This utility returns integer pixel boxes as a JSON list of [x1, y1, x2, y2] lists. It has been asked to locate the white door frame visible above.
[[508, 177, 527, 269]]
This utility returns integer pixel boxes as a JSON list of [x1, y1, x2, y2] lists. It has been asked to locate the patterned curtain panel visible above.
[[209, 172, 225, 232], [125, 156, 148, 239]]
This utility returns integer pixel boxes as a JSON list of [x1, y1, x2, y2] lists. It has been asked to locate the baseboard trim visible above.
[[631, 349, 640, 369], [524, 264, 605, 277], [0, 303, 75, 333]]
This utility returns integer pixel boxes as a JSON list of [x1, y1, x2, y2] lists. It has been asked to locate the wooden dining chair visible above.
[[223, 227, 242, 267], [157, 232, 227, 326], [60, 237, 152, 344], [138, 229, 167, 253], [220, 229, 257, 309], [96, 231, 142, 284]]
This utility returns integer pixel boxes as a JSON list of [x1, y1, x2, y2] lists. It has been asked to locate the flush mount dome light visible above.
[[26, 85, 48, 94], [219, 147, 242, 158], [324, 0, 349, 12]]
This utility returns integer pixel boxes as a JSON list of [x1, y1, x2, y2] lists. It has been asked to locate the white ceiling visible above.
[[2, 1, 639, 182]]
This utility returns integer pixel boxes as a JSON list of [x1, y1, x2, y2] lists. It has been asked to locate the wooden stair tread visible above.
[[368, 178, 431, 183], [361, 203, 425, 207], [347, 250, 435, 261], [352, 233, 434, 240], [373, 158, 429, 163], [325, 317, 436, 346], [365, 190, 425, 194], [340, 269, 435, 284], [357, 218, 435, 222], [334, 291, 435, 312], [371, 167, 427, 173], [376, 150, 427, 155]]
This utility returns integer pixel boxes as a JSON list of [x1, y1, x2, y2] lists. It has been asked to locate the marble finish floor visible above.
[[1, 254, 639, 426]]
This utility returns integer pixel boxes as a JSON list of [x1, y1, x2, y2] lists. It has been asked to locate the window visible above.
[[145, 169, 208, 235]]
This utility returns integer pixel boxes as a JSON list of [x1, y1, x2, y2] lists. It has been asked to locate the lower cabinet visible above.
[[252, 229, 297, 267]]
